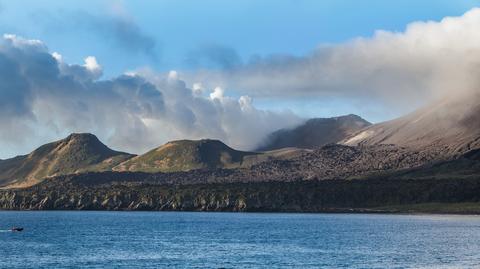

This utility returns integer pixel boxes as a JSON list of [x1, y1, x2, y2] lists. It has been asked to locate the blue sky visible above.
[[0, 1, 479, 157]]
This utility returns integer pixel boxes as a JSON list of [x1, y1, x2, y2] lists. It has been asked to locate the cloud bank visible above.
[[188, 8, 480, 110], [0, 34, 300, 158]]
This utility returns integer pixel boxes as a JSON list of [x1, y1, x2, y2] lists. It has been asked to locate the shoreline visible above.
[[2, 202, 480, 215], [2, 178, 480, 213]]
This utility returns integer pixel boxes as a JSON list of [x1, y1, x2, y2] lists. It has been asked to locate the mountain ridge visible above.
[[257, 114, 371, 151], [2, 92, 480, 190], [341, 93, 480, 157], [113, 139, 259, 173], [0, 133, 134, 188]]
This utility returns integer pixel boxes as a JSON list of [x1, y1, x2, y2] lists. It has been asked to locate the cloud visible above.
[[185, 44, 242, 69], [0, 34, 300, 158], [134, 69, 301, 152], [83, 12, 158, 60], [187, 8, 480, 112], [83, 56, 101, 73], [32, 8, 158, 60], [5, 8, 480, 157], [209, 86, 225, 100]]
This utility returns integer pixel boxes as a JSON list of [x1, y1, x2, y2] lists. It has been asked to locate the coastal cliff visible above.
[[2, 177, 480, 213]]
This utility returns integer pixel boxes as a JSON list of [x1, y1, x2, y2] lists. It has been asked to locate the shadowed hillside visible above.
[[258, 114, 371, 151], [0, 133, 134, 188]]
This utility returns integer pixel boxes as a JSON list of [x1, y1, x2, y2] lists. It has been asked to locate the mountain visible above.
[[342, 93, 480, 157], [2, 91, 479, 192], [257, 114, 371, 151], [3, 143, 479, 212], [0, 133, 134, 188], [114, 139, 258, 173]]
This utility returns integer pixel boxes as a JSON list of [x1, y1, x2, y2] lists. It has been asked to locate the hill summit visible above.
[[0, 133, 134, 188], [257, 114, 371, 151], [114, 139, 258, 173]]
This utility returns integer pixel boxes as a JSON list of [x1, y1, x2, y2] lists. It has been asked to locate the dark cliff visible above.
[[2, 178, 480, 213]]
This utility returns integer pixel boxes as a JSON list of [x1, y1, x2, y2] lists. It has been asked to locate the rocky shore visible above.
[[2, 177, 480, 213]]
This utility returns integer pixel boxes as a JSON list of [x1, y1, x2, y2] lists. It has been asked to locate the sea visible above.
[[1, 211, 480, 268]]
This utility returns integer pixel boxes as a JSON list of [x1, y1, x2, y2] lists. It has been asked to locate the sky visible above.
[[0, 0, 479, 158]]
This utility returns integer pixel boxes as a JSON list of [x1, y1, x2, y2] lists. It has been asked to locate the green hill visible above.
[[0, 133, 134, 188], [114, 139, 258, 173]]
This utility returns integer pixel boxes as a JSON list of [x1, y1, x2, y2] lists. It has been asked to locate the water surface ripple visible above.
[[1, 212, 479, 268]]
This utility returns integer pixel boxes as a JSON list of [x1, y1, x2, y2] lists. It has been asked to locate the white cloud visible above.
[[187, 8, 480, 113], [238, 96, 252, 111], [3, 33, 44, 48], [167, 70, 178, 80], [192, 82, 204, 96], [0, 35, 301, 158], [209, 86, 224, 100], [138, 72, 301, 151], [51, 52, 63, 62], [83, 56, 101, 74]]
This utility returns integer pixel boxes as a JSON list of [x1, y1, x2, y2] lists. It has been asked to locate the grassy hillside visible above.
[[114, 139, 258, 173], [0, 135, 309, 188], [0, 133, 134, 188]]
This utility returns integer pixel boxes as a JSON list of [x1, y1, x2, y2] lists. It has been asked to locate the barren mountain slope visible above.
[[342, 94, 480, 157]]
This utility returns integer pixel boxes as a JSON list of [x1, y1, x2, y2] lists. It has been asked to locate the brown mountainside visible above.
[[0, 133, 134, 188], [342, 94, 480, 157]]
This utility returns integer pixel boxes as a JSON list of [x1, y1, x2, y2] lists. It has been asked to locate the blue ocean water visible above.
[[1, 212, 480, 268]]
